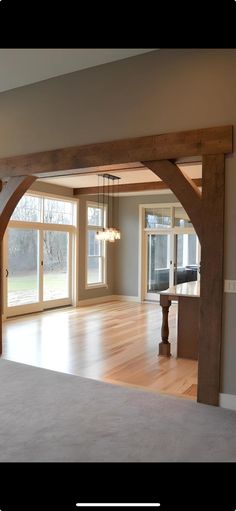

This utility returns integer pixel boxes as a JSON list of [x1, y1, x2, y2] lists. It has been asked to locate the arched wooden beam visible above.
[[0, 175, 36, 355], [0, 176, 36, 240], [143, 160, 202, 242]]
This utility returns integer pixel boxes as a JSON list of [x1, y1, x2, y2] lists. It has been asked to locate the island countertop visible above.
[[160, 281, 200, 299]]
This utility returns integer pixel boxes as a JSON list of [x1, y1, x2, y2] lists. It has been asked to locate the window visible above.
[[174, 207, 193, 228], [44, 198, 73, 225], [11, 194, 75, 226], [11, 195, 41, 222], [86, 203, 106, 286], [145, 208, 171, 229]]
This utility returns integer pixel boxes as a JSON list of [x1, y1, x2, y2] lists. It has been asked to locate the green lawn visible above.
[[8, 272, 67, 292]]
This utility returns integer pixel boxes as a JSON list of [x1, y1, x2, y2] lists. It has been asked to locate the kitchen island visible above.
[[159, 281, 200, 359]]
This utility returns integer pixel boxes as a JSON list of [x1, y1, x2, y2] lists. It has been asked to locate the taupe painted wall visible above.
[[114, 194, 176, 296], [1, 48, 236, 394], [30, 180, 74, 197]]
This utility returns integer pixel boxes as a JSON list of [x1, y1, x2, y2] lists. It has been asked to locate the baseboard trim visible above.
[[78, 295, 116, 306], [78, 294, 140, 306], [219, 393, 236, 410], [115, 295, 140, 303]]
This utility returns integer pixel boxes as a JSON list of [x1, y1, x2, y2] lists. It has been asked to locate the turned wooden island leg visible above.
[[159, 295, 171, 356]]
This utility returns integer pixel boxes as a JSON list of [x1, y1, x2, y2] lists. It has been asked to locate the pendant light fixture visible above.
[[96, 173, 121, 242]]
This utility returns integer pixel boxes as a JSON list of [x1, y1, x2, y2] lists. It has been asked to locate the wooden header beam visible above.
[[73, 178, 202, 196], [0, 125, 232, 179]]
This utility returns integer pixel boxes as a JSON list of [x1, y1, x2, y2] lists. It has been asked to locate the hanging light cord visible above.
[[117, 177, 119, 229], [112, 175, 114, 228], [103, 175, 105, 229]]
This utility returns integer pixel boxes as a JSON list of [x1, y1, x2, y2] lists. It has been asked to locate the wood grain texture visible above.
[[0, 125, 232, 178], [197, 154, 225, 406], [2, 301, 198, 400], [144, 160, 202, 241], [160, 291, 200, 361], [73, 178, 202, 196], [177, 296, 199, 360]]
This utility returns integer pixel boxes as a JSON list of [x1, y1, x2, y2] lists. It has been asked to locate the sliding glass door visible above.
[[145, 233, 171, 300], [43, 230, 70, 304], [174, 233, 199, 285], [7, 228, 41, 313], [4, 193, 76, 318], [142, 205, 200, 301], [5, 228, 72, 316]]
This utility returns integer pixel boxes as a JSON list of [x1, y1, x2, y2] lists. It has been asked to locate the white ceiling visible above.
[[0, 49, 155, 93], [40, 164, 202, 190]]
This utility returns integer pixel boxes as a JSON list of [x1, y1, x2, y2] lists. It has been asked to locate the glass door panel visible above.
[[174, 233, 199, 285], [146, 233, 170, 299], [43, 231, 70, 302], [7, 228, 40, 309]]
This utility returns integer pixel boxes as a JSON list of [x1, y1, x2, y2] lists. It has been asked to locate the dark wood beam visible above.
[[197, 154, 225, 406], [0, 125, 232, 179], [144, 160, 202, 241], [73, 178, 202, 196]]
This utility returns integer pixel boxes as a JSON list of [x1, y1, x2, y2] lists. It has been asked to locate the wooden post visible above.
[[197, 154, 225, 406], [159, 295, 171, 356]]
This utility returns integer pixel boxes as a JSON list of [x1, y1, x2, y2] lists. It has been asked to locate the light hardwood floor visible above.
[[2, 301, 198, 400]]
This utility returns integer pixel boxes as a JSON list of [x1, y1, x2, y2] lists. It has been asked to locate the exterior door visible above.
[[5, 227, 42, 316], [43, 230, 72, 309], [174, 231, 200, 285], [5, 228, 72, 317], [145, 232, 171, 301]]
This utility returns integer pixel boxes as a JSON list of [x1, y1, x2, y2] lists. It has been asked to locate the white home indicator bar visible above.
[[76, 505, 160, 508]]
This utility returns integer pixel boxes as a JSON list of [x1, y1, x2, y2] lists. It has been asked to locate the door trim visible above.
[[3, 223, 75, 318]]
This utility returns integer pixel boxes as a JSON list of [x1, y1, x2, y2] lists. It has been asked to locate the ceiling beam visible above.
[[73, 178, 202, 196], [0, 125, 232, 179]]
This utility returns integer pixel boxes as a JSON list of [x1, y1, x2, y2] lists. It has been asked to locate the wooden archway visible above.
[[0, 126, 232, 406]]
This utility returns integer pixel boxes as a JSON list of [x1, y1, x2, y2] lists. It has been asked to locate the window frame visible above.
[[139, 202, 201, 302], [85, 201, 107, 289], [11, 192, 77, 227], [3, 191, 79, 318]]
